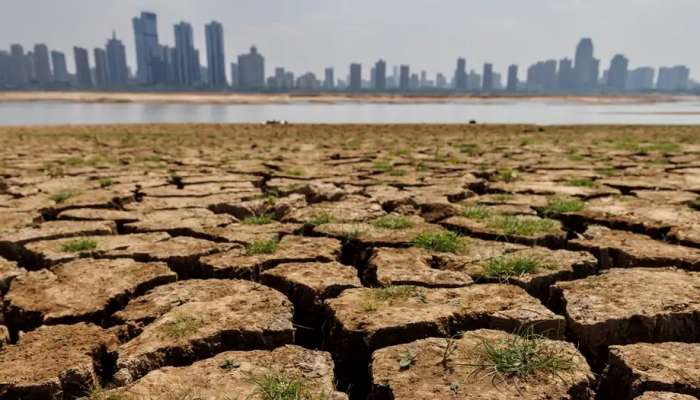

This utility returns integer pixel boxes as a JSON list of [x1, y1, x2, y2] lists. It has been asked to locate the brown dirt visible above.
[[370, 329, 595, 399], [1, 124, 700, 399]]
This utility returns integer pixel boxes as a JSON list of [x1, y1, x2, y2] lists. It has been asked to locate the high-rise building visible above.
[[8, 45, 29, 86], [399, 65, 410, 91], [436, 73, 447, 89], [467, 70, 481, 89], [557, 58, 574, 90], [205, 21, 227, 88], [574, 38, 598, 91], [73, 46, 93, 88], [657, 66, 691, 91], [607, 54, 629, 91], [33, 44, 52, 84], [626, 67, 655, 91], [94, 48, 110, 88], [482, 63, 494, 91], [230, 63, 239, 88], [174, 22, 200, 86], [50, 51, 69, 83], [506, 65, 518, 92], [132, 11, 160, 84], [454, 58, 467, 91], [349, 63, 362, 90], [324, 67, 334, 89], [237, 46, 265, 89], [105, 32, 129, 86], [420, 70, 428, 88], [374, 59, 386, 90]]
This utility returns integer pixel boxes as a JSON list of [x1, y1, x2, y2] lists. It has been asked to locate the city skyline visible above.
[[0, 0, 698, 80], [0, 6, 695, 93]]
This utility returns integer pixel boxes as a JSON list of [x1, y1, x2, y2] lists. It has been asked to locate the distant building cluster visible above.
[[0, 13, 695, 94]]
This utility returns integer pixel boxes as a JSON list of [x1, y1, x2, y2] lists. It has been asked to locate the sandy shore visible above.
[[0, 91, 696, 105]]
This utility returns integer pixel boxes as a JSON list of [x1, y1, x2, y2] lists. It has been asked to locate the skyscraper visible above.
[[174, 22, 199, 86], [454, 58, 467, 91], [506, 65, 518, 92], [557, 58, 574, 90], [33, 44, 52, 84], [237, 46, 265, 89], [205, 21, 227, 88], [94, 48, 110, 88], [106, 32, 129, 86], [607, 54, 629, 91], [482, 63, 494, 91], [574, 38, 597, 91], [73, 46, 92, 88], [8, 44, 29, 86], [399, 65, 410, 91], [657, 66, 691, 91], [324, 67, 334, 89], [230, 63, 239, 88], [374, 59, 386, 91], [132, 12, 160, 84], [50, 51, 69, 83], [627, 67, 655, 91], [349, 63, 362, 90]]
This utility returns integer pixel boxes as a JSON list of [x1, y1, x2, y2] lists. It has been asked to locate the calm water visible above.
[[1, 99, 700, 125]]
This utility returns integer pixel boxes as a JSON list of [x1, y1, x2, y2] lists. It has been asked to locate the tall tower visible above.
[[349, 63, 362, 90], [374, 60, 386, 91], [482, 63, 494, 91], [506, 65, 518, 92], [205, 21, 227, 88], [132, 12, 160, 84], [33, 44, 52, 84], [454, 58, 467, 91], [106, 31, 129, 86], [607, 54, 629, 91], [574, 38, 596, 91], [73, 47, 93, 88], [174, 21, 198, 86]]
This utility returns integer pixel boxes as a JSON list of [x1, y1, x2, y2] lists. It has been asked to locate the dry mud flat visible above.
[[0, 124, 699, 399]]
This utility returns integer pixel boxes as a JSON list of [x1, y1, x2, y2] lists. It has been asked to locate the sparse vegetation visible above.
[[488, 215, 558, 237], [540, 197, 585, 217], [493, 168, 519, 182], [308, 212, 333, 226], [371, 215, 415, 230], [156, 316, 205, 340], [483, 255, 554, 281], [49, 190, 79, 203], [249, 372, 330, 400], [242, 215, 274, 225], [467, 331, 576, 383], [361, 286, 424, 312], [98, 178, 113, 188], [60, 238, 97, 252], [566, 178, 595, 187], [462, 206, 491, 220], [246, 239, 279, 255], [413, 232, 466, 254]]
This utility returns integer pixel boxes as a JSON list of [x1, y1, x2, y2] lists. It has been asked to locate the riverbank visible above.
[[0, 90, 695, 105]]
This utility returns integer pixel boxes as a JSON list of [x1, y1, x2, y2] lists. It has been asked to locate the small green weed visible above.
[[483, 255, 554, 281], [157, 316, 205, 340], [371, 215, 415, 230], [60, 238, 97, 252], [245, 239, 279, 255], [413, 232, 466, 254], [540, 198, 585, 217], [488, 216, 558, 237], [242, 215, 274, 225], [462, 206, 491, 220]]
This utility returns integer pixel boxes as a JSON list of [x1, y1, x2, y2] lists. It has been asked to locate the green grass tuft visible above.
[[242, 215, 274, 225], [250, 373, 329, 400], [98, 178, 113, 188], [371, 215, 415, 230], [483, 255, 553, 281], [494, 169, 519, 182], [60, 238, 97, 252], [565, 178, 595, 187], [540, 198, 585, 217], [309, 212, 333, 226], [468, 331, 576, 382], [246, 239, 279, 255], [462, 206, 491, 220], [488, 216, 558, 237], [49, 190, 79, 204], [413, 232, 466, 254]]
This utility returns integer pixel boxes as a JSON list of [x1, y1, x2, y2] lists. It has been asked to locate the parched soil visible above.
[[370, 329, 595, 399], [0, 124, 699, 399]]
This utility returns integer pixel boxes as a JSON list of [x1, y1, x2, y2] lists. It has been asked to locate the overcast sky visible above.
[[1, 0, 697, 79]]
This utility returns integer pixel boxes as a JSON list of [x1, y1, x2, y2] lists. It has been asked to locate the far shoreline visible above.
[[0, 91, 697, 106]]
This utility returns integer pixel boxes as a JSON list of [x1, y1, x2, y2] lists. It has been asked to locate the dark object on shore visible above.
[[469, 120, 477, 124], [265, 120, 289, 125]]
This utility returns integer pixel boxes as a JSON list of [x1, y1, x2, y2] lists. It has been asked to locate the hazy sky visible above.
[[1, 0, 697, 79]]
